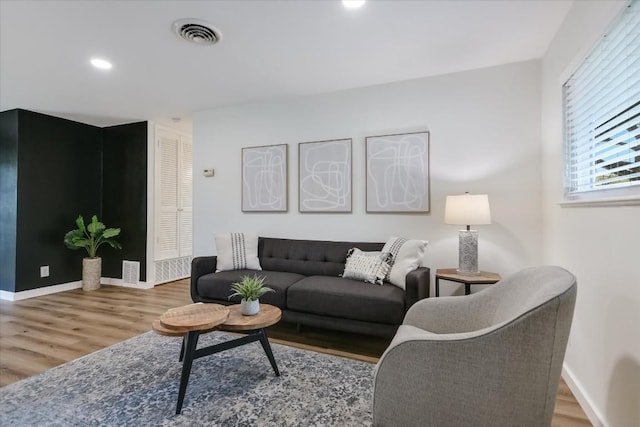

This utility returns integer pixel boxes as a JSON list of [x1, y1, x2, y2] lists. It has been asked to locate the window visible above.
[[563, 0, 640, 203]]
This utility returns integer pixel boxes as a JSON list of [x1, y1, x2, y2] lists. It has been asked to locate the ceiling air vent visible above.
[[172, 19, 222, 45]]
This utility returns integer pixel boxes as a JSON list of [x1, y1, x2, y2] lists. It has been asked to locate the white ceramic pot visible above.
[[82, 257, 101, 291], [240, 299, 260, 316]]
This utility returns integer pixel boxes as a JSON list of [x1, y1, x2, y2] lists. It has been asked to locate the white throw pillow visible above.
[[342, 248, 392, 285], [382, 236, 428, 289], [214, 233, 262, 272]]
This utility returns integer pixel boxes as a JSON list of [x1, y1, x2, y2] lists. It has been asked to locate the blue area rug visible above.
[[0, 331, 374, 426]]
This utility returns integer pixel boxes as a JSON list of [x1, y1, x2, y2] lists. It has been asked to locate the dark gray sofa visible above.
[[190, 237, 430, 337]]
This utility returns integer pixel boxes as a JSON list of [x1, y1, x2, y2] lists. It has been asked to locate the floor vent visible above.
[[155, 256, 192, 284], [122, 260, 141, 285]]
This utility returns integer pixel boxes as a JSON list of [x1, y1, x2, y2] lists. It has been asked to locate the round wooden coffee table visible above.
[[153, 303, 282, 414], [220, 303, 282, 332], [157, 303, 230, 332]]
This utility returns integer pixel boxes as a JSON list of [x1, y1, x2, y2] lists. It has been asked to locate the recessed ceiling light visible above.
[[90, 58, 112, 70], [342, 0, 366, 9]]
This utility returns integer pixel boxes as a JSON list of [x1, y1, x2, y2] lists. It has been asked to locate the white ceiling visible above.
[[0, 0, 573, 127]]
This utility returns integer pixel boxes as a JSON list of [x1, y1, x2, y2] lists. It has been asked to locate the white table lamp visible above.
[[445, 193, 491, 276]]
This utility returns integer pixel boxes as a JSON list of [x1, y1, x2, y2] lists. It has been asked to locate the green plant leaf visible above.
[[106, 240, 122, 250], [103, 228, 121, 238], [71, 238, 91, 247], [65, 215, 121, 256], [87, 220, 105, 236], [75, 215, 86, 233], [64, 230, 83, 249], [228, 274, 274, 301]]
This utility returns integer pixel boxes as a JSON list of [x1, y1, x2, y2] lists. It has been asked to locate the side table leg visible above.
[[435, 277, 440, 297], [257, 329, 280, 376], [465, 284, 471, 295], [176, 330, 199, 415]]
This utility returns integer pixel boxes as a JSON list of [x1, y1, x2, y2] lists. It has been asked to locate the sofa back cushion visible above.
[[259, 237, 383, 277]]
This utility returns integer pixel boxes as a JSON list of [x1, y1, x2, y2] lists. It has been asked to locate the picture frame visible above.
[[298, 138, 352, 213], [241, 144, 288, 212], [366, 131, 430, 213]]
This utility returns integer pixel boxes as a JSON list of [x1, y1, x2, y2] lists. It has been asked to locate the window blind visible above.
[[564, 0, 640, 197]]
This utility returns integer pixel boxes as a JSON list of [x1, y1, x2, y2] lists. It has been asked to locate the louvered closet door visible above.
[[157, 132, 180, 260], [179, 137, 193, 256]]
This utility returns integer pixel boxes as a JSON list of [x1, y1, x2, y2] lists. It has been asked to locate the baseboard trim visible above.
[[102, 277, 154, 289], [0, 281, 83, 301], [562, 364, 606, 427], [0, 278, 155, 301]]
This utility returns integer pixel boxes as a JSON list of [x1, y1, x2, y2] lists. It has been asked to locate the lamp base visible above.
[[458, 230, 479, 276]]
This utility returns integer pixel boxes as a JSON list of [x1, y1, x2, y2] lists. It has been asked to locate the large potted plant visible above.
[[64, 215, 121, 291], [228, 274, 274, 315]]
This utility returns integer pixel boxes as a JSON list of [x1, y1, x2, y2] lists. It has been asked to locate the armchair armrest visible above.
[[190, 256, 217, 302], [373, 325, 508, 427], [403, 292, 497, 333], [404, 267, 430, 311]]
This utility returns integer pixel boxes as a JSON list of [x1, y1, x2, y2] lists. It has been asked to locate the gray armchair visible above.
[[373, 266, 577, 427]]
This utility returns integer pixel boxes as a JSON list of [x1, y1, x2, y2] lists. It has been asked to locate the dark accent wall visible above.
[[0, 109, 148, 292], [102, 122, 147, 281], [0, 110, 19, 292], [15, 110, 103, 292]]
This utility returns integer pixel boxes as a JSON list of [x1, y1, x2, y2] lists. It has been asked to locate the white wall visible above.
[[541, 1, 640, 426], [193, 60, 542, 295]]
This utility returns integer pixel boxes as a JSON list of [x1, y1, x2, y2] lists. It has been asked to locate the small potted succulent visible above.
[[229, 274, 274, 315], [64, 215, 121, 291]]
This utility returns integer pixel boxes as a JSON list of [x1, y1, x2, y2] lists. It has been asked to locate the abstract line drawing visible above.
[[299, 139, 352, 213], [242, 144, 288, 212], [366, 131, 430, 213]]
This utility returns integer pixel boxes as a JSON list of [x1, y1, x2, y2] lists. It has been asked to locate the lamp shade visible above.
[[445, 194, 491, 226]]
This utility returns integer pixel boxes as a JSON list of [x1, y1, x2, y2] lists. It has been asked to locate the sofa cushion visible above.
[[382, 236, 428, 289], [259, 237, 383, 276], [197, 270, 305, 308], [215, 233, 262, 272], [287, 276, 405, 324], [342, 249, 392, 285]]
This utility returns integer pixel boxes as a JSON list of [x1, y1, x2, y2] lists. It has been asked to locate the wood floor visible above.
[[0, 279, 591, 426]]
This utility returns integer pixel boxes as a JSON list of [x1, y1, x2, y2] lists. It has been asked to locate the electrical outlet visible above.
[[40, 266, 49, 278]]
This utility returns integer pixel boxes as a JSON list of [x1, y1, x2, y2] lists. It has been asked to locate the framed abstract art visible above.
[[241, 144, 288, 212], [366, 131, 430, 213], [298, 138, 352, 213]]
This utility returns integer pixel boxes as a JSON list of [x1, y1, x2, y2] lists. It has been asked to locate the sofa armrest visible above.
[[404, 266, 430, 310], [190, 256, 217, 302]]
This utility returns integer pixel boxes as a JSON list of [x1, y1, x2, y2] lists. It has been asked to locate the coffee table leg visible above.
[[176, 330, 199, 415], [178, 333, 200, 362], [257, 329, 280, 376]]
